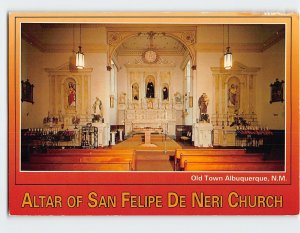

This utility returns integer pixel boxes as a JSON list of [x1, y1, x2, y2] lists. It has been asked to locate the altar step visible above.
[[130, 134, 166, 142], [135, 151, 173, 160], [135, 151, 174, 171]]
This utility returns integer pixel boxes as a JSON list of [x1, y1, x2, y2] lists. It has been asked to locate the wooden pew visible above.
[[45, 149, 134, 156], [175, 148, 247, 160], [30, 154, 134, 164], [22, 162, 133, 171], [174, 148, 248, 170], [179, 154, 264, 170], [184, 161, 284, 171], [27, 149, 136, 171]]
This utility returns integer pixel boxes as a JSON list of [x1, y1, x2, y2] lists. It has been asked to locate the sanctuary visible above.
[[20, 23, 285, 171]]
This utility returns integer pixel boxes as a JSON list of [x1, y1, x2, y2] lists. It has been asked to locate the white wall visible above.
[[21, 41, 110, 128], [21, 37, 285, 130], [21, 39, 49, 128], [258, 39, 285, 129]]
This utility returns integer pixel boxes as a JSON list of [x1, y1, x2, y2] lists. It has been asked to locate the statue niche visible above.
[[162, 84, 169, 101], [64, 78, 76, 112], [227, 76, 240, 111], [132, 83, 139, 101], [145, 75, 155, 98]]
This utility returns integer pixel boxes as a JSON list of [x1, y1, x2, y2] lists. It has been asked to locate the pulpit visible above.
[[93, 122, 110, 147], [193, 123, 213, 147]]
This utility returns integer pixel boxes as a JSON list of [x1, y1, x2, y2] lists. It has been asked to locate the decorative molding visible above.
[[211, 61, 260, 74], [180, 50, 191, 70], [107, 32, 132, 46], [106, 30, 197, 69], [175, 31, 196, 45], [124, 63, 176, 69], [45, 62, 93, 74], [116, 49, 185, 56], [125, 56, 176, 66]]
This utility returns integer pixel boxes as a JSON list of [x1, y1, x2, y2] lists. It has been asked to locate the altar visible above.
[[133, 127, 163, 147], [93, 122, 110, 147], [123, 107, 176, 136]]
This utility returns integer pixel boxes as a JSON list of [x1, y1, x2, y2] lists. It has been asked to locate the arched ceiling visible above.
[[115, 34, 187, 56]]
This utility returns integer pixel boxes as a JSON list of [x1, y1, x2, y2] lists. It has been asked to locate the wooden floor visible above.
[[135, 151, 174, 171], [112, 134, 182, 151]]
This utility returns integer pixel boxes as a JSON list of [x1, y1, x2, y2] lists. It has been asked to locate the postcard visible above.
[[8, 12, 299, 215]]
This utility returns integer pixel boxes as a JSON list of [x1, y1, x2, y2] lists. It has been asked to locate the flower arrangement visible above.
[[72, 115, 80, 129]]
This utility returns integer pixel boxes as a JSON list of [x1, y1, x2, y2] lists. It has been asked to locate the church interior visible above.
[[20, 23, 286, 172]]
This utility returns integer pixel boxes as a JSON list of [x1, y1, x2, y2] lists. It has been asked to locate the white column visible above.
[[192, 67, 197, 124], [110, 131, 117, 145]]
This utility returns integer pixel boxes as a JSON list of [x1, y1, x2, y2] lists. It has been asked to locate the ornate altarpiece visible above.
[[118, 63, 184, 136], [45, 63, 92, 129], [211, 62, 260, 146]]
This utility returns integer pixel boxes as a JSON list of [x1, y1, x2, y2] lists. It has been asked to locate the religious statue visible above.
[[146, 81, 154, 98], [228, 83, 239, 107], [162, 86, 169, 100], [92, 97, 103, 122], [198, 93, 209, 122], [132, 83, 139, 101], [68, 82, 76, 107]]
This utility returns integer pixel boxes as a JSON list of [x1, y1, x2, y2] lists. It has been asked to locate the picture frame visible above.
[[270, 79, 284, 103], [189, 96, 193, 108], [110, 95, 114, 108], [21, 79, 34, 104], [174, 92, 182, 104]]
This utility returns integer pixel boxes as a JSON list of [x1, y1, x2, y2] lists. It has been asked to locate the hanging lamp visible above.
[[224, 24, 232, 70], [76, 24, 85, 69]]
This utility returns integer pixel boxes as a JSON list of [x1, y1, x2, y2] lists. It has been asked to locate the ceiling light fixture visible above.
[[224, 24, 232, 70], [76, 24, 85, 69]]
